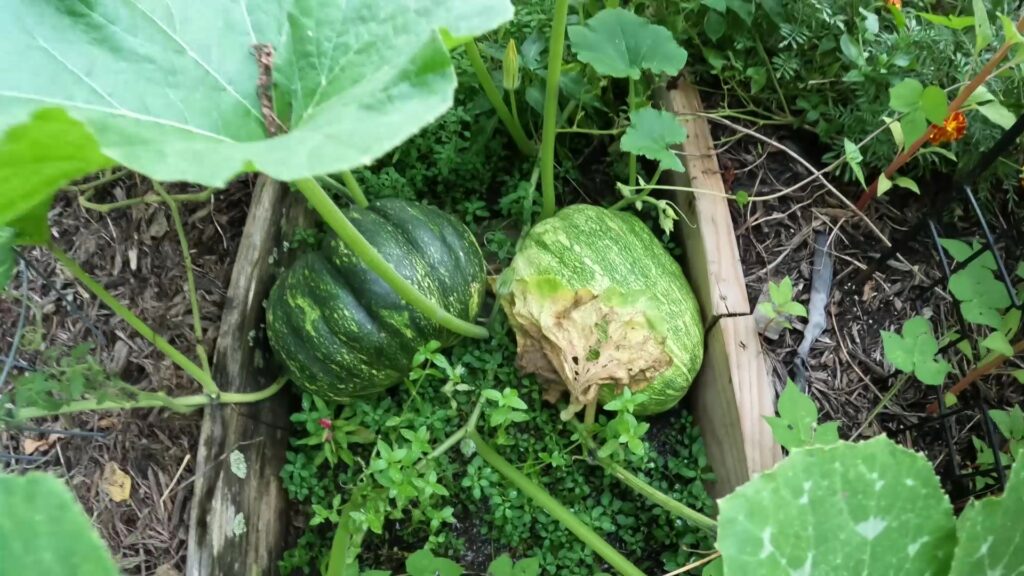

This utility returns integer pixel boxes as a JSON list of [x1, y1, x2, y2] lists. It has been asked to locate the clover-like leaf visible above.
[[620, 107, 687, 172], [407, 548, 463, 576], [718, 437, 956, 575], [950, 262, 1012, 329], [949, 445, 1024, 575], [764, 381, 838, 451], [0, 473, 119, 576], [889, 79, 924, 112], [881, 316, 952, 385], [568, 8, 687, 79], [0, 0, 513, 238]]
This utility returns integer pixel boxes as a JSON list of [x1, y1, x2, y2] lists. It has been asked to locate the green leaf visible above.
[[883, 116, 904, 149], [0, 473, 119, 575], [844, 138, 866, 187], [881, 316, 951, 385], [950, 265, 1012, 329], [982, 332, 1015, 357], [889, 79, 924, 113], [0, 0, 513, 222], [0, 109, 114, 239], [949, 447, 1024, 574], [978, 101, 1017, 129], [989, 407, 1024, 441], [620, 107, 688, 172], [1001, 14, 1024, 44], [944, 392, 958, 407], [1012, 369, 1024, 384], [900, 110, 929, 148], [962, 301, 1006, 329], [704, 11, 726, 41], [920, 86, 949, 125], [877, 173, 893, 197], [839, 33, 864, 65], [940, 238, 974, 262], [779, 301, 808, 317], [0, 227, 14, 288], [972, 0, 993, 53], [892, 176, 920, 193], [919, 13, 976, 30], [764, 381, 825, 451], [568, 8, 687, 79], [746, 66, 767, 93], [718, 438, 956, 575], [488, 554, 514, 576], [512, 557, 541, 576], [725, 0, 754, 24]]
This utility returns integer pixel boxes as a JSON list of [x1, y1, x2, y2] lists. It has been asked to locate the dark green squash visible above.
[[266, 198, 487, 400]]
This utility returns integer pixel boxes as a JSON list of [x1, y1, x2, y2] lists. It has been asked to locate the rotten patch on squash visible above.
[[501, 277, 671, 418]]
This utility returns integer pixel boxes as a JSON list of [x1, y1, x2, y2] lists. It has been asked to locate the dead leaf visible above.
[[146, 211, 169, 240], [21, 434, 59, 455], [102, 462, 132, 502], [96, 417, 119, 430]]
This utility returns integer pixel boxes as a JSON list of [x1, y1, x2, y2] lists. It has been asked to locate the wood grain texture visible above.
[[662, 82, 782, 497], [187, 176, 306, 576]]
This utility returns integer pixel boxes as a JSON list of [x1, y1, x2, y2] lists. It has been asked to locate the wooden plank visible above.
[[187, 176, 305, 576], [660, 83, 782, 497], [664, 84, 750, 320]]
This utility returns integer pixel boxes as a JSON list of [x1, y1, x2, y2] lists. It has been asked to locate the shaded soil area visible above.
[[1, 173, 253, 574], [702, 87, 1024, 506]]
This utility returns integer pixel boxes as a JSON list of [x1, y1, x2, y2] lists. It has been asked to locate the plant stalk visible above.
[[539, 0, 571, 221], [49, 245, 218, 396], [153, 182, 212, 377], [79, 186, 214, 214], [627, 78, 638, 188], [468, 429, 645, 576], [339, 171, 369, 208], [293, 178, 488, 340], [466, 41, 536, 156], [12, 376, 286, 420]]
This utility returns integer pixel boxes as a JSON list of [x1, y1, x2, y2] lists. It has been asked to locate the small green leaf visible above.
[[840, 33, 864, 64], [734, 190, 750, 207], [978, 101, 1016, 129], [972, 0, 993, 53], [949, 448, 1024, 574], [844, 138, 866, 187], [1001, 14, 1024, 44], [900, 110, 929, 148], [718, 438, 956, 575], [488, 554, 514, 576], [877, 173, 893, 196], [920, 86, 949, 125], [512, 557, 541, 576], [982, 332, 1015, 357], [704, 11, 726, 41], [725, 0, 754, 24], [746, 66, 767, 93], [889, 79, 925, 112], [757, 301, 777, 319], [780, 301, 808, 317], [944, 392, 958, 407], [889, 5, 907, 30], [892, 176, 920, 193], [989, 407, 1024, 441], [620, 107, 688, 172], [883, 116, 904, 149], [568, 8, 687, 79], [407, 549, 463, 576], [0, 473, 119, 575], [1013, 369, 1024, 384], [882, 316, 952, 385], [919, 13, 976, 30], [940, 238, 974, 262]]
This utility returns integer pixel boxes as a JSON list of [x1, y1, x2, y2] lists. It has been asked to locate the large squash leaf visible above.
[[0, 473, 119, 575], [717, 437, 956, 575], [949, 450, 1024, 575], [0, 0, 512, 235]]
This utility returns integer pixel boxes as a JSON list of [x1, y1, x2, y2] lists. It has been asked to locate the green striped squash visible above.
[[499, 204, 703, 415], [266, 198, 487, 400]]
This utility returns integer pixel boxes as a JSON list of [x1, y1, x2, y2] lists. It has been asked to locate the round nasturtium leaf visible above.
[[0, 473, 119, 575], [717, 437, 956, 576], [949, 448, 1024, 575]]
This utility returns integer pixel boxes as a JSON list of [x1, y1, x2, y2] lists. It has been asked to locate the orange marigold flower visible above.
[[927, 111, 967, 145], [887, 0, 902, 8]]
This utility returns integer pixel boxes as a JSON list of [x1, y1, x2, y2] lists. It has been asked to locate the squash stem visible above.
[[570, 420, 717, 533], [293, 178, 489, 340], [466, 40, 536, 157], [12, 376, 286, 420], [48, 244, 219, 397], [627, 78, 637, 189], [153, 182, 212, 378], [339, 171, 369, 208], [468, 429, 645, 576], [539, 0, 571, 221]]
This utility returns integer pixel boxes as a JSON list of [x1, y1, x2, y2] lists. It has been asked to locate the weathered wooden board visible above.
[[662, 82, 783, 497], [187, 176, 307, 576]]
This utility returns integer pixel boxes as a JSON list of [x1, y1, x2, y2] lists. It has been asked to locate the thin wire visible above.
[[0, 260, 29, 389]]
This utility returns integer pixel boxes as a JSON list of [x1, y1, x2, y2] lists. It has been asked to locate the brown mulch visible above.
[[709, 112, 1023, 504], [1, 173, 253, 574]]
